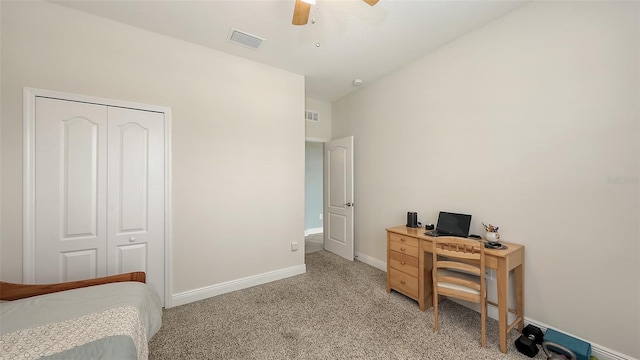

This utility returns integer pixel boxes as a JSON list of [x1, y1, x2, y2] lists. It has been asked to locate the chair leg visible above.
[[480, 298, 486, 348], [433, 289, 439, 332]]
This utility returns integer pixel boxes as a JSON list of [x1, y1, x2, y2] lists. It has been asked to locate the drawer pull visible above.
[[400, 237, 406, 242], [400, 247, 406, 251], [400, 280, 406, 284], [401, 261, 406, 265]]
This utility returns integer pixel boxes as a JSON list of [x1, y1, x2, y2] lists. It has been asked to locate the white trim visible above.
[[378, 258, 635, 360], [450, 299, 637, 360], [304, 137, 329, 143], [523, 318, 636, 360], [22, 88, 36, 283], [355, 251, 386, 272], [442, 301, 634, 360], [170, 264, 307, 308], [163, 109, 173, 308], [450, 301, 637, 360], [304, 227, 323, 236], [448, 298, 518, 325], [22, 87, 173, 307]]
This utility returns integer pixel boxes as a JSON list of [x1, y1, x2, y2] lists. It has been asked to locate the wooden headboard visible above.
[[0, 272, 146, 301]]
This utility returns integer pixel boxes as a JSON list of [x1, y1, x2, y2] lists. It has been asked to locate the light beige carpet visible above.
[[149, 250, 541, 359], [305, 233, 324, 254]]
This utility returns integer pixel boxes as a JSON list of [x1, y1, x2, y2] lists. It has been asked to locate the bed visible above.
[[0, 272, 162, 360]]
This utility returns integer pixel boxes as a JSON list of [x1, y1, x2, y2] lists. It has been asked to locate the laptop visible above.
[[425, 211, 472, 238]]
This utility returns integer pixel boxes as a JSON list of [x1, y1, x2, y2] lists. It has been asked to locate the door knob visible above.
[[129, 237, 136, 242], [344, 202, 354, 207]]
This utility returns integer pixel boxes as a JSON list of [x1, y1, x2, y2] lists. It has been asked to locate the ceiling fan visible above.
[[292, 0, 379, 25]]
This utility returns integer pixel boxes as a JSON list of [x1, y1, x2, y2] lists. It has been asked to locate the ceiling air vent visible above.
[[227, 28, 265, 50], [305, 110, 319, 122]]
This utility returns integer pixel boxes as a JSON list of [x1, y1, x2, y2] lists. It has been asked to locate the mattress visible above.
[[0, 281, 162, 360]]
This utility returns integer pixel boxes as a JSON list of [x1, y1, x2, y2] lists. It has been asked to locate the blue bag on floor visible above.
[[544, 328, 591, 360]]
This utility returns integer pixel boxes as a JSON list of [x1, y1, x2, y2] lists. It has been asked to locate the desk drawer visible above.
[[389, 240, 418, 258], [389, 250, 418, 277], [389, 268, 419, 299], [389, 232, 419, 248]]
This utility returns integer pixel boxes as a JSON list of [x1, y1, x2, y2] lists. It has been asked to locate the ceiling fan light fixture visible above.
[[293, 0, 376, 26], [292, 0, 312, 25]]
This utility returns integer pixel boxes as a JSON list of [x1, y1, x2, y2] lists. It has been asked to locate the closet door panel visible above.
[[60, 250, 98, 281], [34, 97, 108, 283], [115, 243, 148, 274], [107, 106, 165, 299]]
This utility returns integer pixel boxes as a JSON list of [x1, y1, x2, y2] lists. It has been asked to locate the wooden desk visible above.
[[385, 225, 525, 353]]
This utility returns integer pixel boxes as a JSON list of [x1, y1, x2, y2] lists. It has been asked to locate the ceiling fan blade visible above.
[[362, 0, 379, 6], [292, 0, 311, 25]]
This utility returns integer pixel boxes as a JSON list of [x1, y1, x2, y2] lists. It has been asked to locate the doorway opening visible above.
[[305, 141, 324, 254], [304, 136, 354, 260]]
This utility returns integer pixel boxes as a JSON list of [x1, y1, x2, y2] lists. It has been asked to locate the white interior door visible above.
[[324, 136, 354, 260], [107, 106, 165, 299], [34, 97, 108, 282]]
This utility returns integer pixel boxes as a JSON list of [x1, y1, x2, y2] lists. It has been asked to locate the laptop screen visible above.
[[436, 211, 472, 237]]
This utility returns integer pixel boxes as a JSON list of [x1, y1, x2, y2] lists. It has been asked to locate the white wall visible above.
[[1, 1, 305, 298], [333, 1, 639, 358], [0, 0, 3, 255], [305, 97, 332, 141]]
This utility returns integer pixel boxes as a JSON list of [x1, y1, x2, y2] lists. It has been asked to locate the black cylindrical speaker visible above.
[[406, 212, 418, 227]]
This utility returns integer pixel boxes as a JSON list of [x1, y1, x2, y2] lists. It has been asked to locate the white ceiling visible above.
[[53, 0, 529, 102]]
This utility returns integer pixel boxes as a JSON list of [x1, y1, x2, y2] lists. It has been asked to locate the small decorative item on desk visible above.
[[482, 222, 500, 242]]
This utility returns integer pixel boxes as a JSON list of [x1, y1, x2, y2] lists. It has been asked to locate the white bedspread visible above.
[[0, 282, 162, 360]]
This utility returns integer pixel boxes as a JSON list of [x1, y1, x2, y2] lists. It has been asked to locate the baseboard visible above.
[[448, 301, 636, 360], [449, 298, 518, 325], [355, 251, 387, 272], [304, 227, 323, 236], [170, 264, 307, 308], [522, 318, 636, 360], [379, 260, 636, 360], [170, 256, 635, 360]]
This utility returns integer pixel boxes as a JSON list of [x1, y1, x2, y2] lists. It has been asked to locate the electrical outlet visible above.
[[291, 241, 298, 251], [319, 213, 323, 220]]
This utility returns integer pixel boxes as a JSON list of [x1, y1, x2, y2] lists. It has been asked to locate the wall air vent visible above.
[[227, 28, 265, 50], [305, 110, 319, 122]]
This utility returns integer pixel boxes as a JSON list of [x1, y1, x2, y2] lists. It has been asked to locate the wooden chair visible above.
[[432, 236, 487, 347]]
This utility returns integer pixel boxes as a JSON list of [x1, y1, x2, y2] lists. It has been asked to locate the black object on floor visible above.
[[515, 335, 539, 357], [523, 324, 544, 344]]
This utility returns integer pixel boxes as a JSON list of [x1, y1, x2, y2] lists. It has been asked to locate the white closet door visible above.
[[33, 96, 166, 305], [107, 107, 165, 299], [34, 97, 108, 283]]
